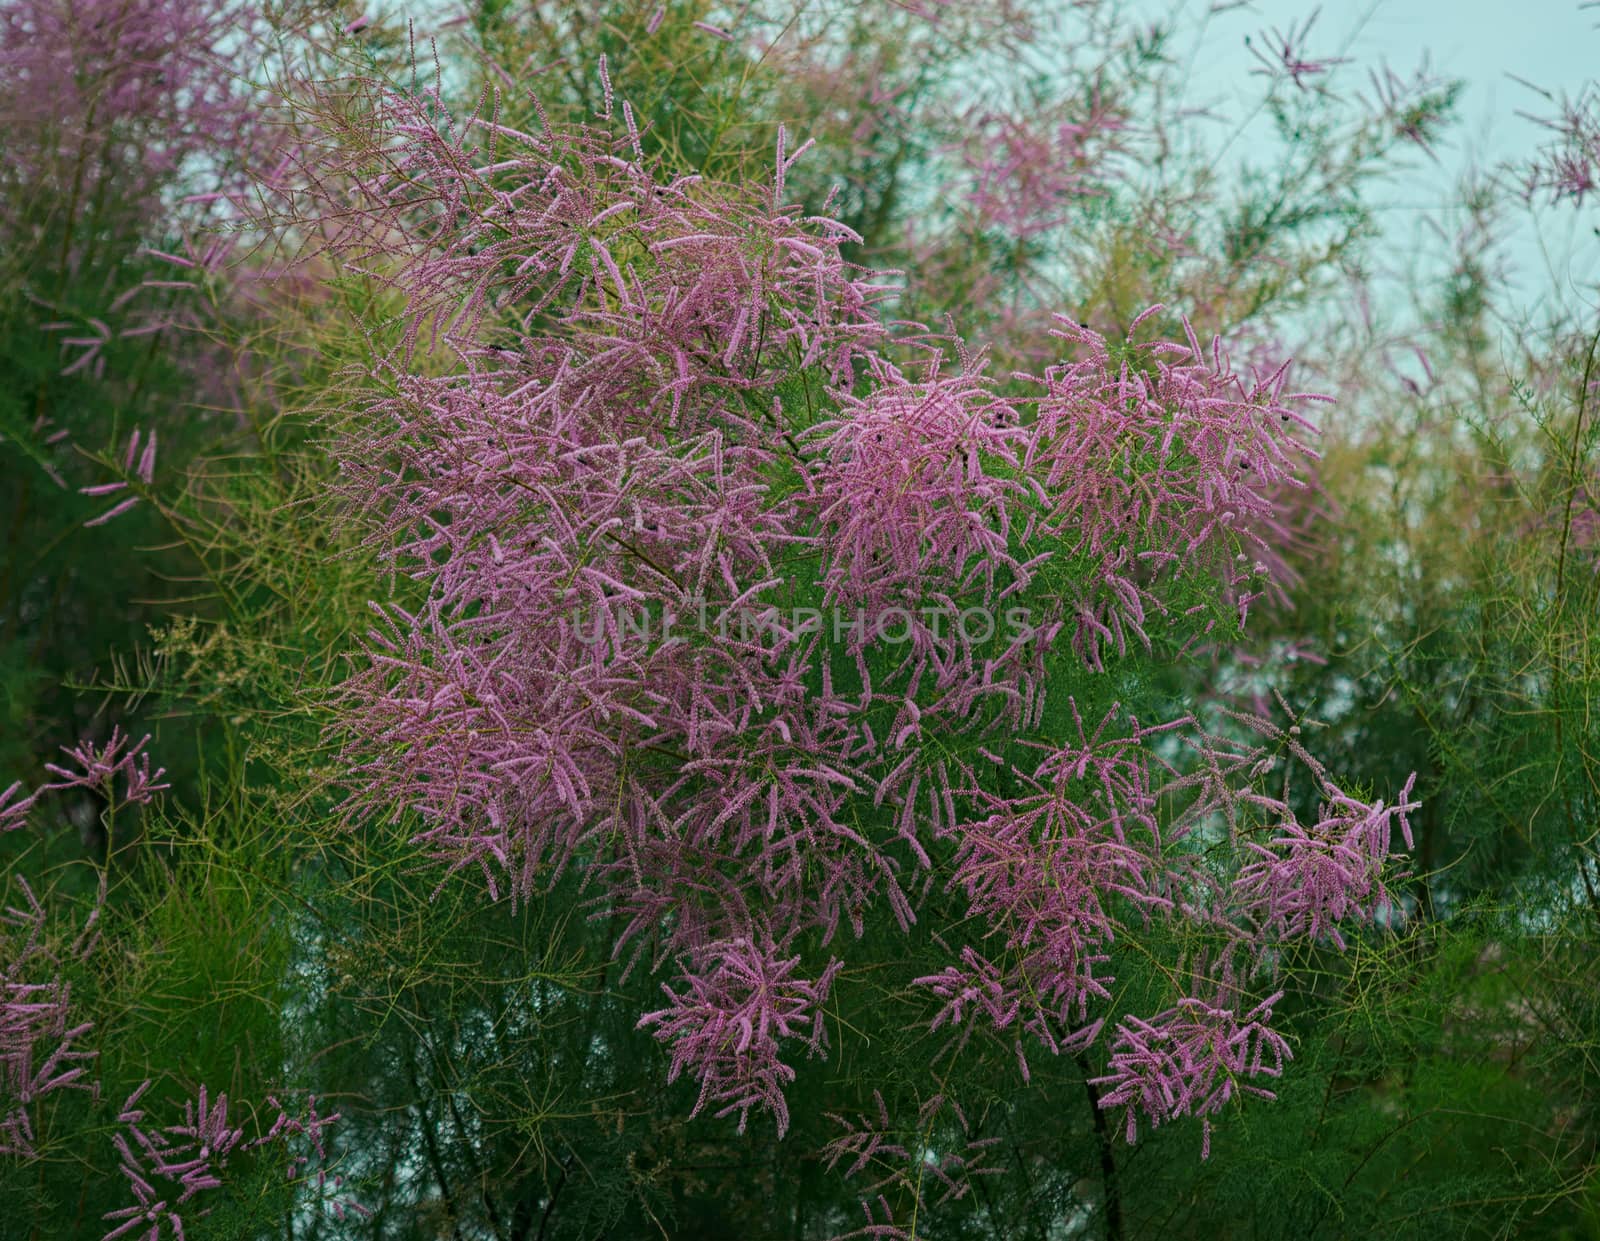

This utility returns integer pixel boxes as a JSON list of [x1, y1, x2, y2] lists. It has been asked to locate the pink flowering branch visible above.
[[638, 937, 843, 1137], [103, 1086, 365, 1238], [1517, 79, 1600, 205], [1091, 989, 1291, 1160], [43, 727, 168, 807], [1246, 8, 1350, 93], [1, 879, 100, 1159], [0, 781, 37, 833], [78, 428, 158, 526], [1231, 775, 1419, 949]]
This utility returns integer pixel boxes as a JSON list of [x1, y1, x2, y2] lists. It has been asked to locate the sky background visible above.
[[1136, 0, 1600, 318]]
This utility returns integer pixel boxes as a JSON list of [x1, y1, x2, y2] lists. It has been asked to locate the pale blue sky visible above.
[[1138, 0, 1600, 319]]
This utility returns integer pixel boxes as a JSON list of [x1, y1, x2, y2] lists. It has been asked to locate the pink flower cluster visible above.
[[79, 428, 157, 527], [638, 937, 843, 1137], [1232, 774, 1419, 949], [0, 780, 36, 833], [312, 71, 1416, 1147], [913, 704, 1184, 1078], [1522, 83, 1600, 205], [104, 1085, 364, 1240], [1, 879, 98, 1158], [1092, 989, 1292, 1159], [43, 726, 169, 807]]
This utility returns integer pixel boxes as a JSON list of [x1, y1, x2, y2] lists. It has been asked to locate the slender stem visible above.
[[1075, 1050, 1123, 1241], [1551, 320, 1600, 910], [0, 471, 32, 642], [1553, 321, 1600, 613], [408, 1057, 466, 1241], [533, 1155, 572, 1241], [424, 1028, 509, 1241]]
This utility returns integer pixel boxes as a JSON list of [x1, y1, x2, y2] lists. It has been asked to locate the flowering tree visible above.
[[286, 40, 1426, 1233]]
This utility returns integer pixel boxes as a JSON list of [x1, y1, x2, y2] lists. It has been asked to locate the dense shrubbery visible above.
[[2, 2, 1598, 1238]]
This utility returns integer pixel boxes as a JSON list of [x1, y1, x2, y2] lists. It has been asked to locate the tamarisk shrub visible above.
[[306, 57, 1420, 1210]]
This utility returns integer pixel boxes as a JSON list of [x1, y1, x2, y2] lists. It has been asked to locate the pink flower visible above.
[[1246, 8, 1350, 92], [1231, 775, 1419, 949], [44, 728, 168, 806], [103, 1087, 363, 1236], [1092, 991, 1291, 1158], [0, 782, 36, 833], [1, 880, 98, 1159], [638, 938, 842, 1137]]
